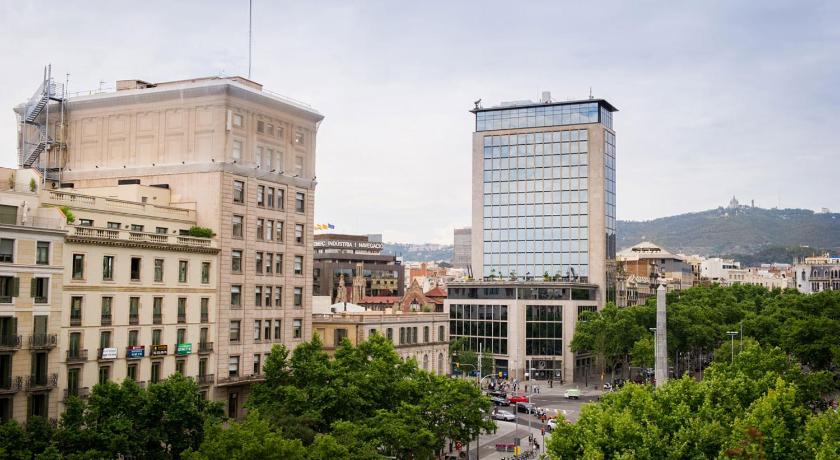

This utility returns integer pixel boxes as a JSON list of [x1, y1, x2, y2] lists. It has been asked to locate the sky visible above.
[[1, 1, 838, 244]]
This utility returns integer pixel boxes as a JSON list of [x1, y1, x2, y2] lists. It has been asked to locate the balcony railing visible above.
[[153, 314, 162, 324], [33, 296, 48, 304], [0, 335, 22, 350], [63, 387, 90, 401], [29, 334, 58, 349], [66, 225, 216, 249], [216, 373, 265, 386], [177, 314, 186, 323], [198, 342, 214, 354], [129, 314, 139, 325], [0, 376, 23, 394], [66, 349, 88, 363], [196, 374, 214, 386], [26, 373, 58, 391], [0, 295, 12, 304], [70, 315, 81, 327], [101, 316, 112, 326]]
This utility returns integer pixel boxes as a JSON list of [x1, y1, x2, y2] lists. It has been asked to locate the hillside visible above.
[[382, 243, 453, 262], [617, 206, 840, 257]]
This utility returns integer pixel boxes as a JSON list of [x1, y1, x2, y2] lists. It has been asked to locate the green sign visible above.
[[176, 343, 192, 355]]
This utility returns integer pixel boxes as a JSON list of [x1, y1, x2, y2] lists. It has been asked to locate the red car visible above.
[[507, 394, 529, 403]]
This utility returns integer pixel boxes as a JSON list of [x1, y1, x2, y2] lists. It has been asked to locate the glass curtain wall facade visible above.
[[481, 129, 591, 279], [449, 304, 509, 355]]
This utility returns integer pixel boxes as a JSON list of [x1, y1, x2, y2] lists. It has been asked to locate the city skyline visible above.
[[1, 1, 839, 243]]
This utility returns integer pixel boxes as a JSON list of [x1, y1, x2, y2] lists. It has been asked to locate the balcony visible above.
[[70, 315, 82, 327], [129, 314, 139, 325], [66, 349, 88, 363], [215, 373, 265, 387], [198, 342, 214, 354], [0, 335, 22, 351], [63, 387, 90, 401], [65, 224, 217, 251], [26, 373, 58, 392], [101, 316, 112, 326], [0, 376, 23, 394], [196, 374, 214, 386], [153, 314, 162, 325], [29, 334, 57, 349]]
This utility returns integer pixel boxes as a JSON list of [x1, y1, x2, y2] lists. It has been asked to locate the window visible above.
[[295, 224, 304, 244], [177, 298, 187, 323], [277, 189, 285, 209], [151, 361, 161, 384], [275, 254, 283, 274], [233, 180, 244, 203], [152, 329, 162, 345], [294, 129, 305, 145], [176, 359, 185, 375], [255, 146, 263, 167], [178, 260, 188, 283], [253, 354, 261, 375], [256, 219, 264, 241], [386, 328, 393, 341], [232, 113, 243, 128], [264, 286, 272, 308], [107, 222, 121, 229], [67, 368, 79, 395], [100, 330, 112, 349], [255, 252, 263, 274], [201, 298, 209, 323], [255, 286, 262, 307], [294, 155, 304, 176], [266, 123, 274, 136], [232, 215, 243, 238], [424, 326, 429, 343], [36, 242, 49, 265], [257, 120, 265, 134], [293, 319, 302, 339], [257, 185, 264, 206], [266, 220, 274, 241], [274, 320, 281, 340], [128, 330, 138, 347], [228, 356, 240, 377], [335, 328, 348, 345], [70, 297, 82, 325], [156, 227, 168, 234], [295, 192, 305, 212], [438, 325, 445, 342], [265, 253, 273, 274], [266, 188, 274, 208], [79, 219, 93, 227], [231, 285, 241, 307], [131, 224, 144, 232], [274, 287, 283, 307], [293, 287, 302, 308], [153, 297, 163, 324], [129, 297, 139, 325], [130, 257, 141, 281], [254, 320, 261, 341], [154, 258, 164, 282], [0, 239, 13, 264], [72, 254, 85, 279], [101, 297, 112, 325], [232, 139, 242, 161], [102, 255, 114, 280], [177, 328, 186, 344], [293, 256, 303, 275], [99, 366, 110, 385], [230, 321, 241, 342], [232, 250, 243, 273], [31, 277, 48, 303], [127, 363, 137, 381], [201, 262, 210, 284]]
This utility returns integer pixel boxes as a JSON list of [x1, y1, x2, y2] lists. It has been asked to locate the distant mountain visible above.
[[382, 243, 453, 263], [617, 206, 840, 258]]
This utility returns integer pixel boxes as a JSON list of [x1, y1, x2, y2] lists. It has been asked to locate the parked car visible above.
[[491, 409, 516, 422], [516, 402, 546, 416], [491, 396, 510, 406], [564, 388, 581, 400], [507, 394, 529, 403]]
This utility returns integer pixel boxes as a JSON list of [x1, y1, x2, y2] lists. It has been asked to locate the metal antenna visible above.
[[589, 87, 593, 99], [248, 0, 253, 78]]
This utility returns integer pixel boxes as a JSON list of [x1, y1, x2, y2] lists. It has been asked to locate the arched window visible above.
[[423, 354, 429, 370], [438, 353, 444, 375]]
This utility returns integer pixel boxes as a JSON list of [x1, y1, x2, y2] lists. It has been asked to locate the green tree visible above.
[[183, 413, 306, 460]]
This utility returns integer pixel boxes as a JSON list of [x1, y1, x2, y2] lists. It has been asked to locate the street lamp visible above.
[[726, 331, 739, 363]]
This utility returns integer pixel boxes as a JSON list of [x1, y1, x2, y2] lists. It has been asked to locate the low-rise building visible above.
[[0, 168, 64, 423], [700, 258, 741, 283], [312, 309, 449, 374], [793, 254, 840, 293], [616, 241, 694, 306], [40, 185, 220, 408]]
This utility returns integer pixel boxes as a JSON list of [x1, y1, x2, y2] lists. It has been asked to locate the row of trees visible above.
[[552, 284, 840, 459], [571, 285, 840, 383], [0, 334, 494, 459]]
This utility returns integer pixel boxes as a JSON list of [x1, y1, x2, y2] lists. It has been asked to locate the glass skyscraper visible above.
[[472, 98, 617, 303]]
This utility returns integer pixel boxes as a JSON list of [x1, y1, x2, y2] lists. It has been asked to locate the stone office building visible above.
[[16, 74, 322, 418]]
